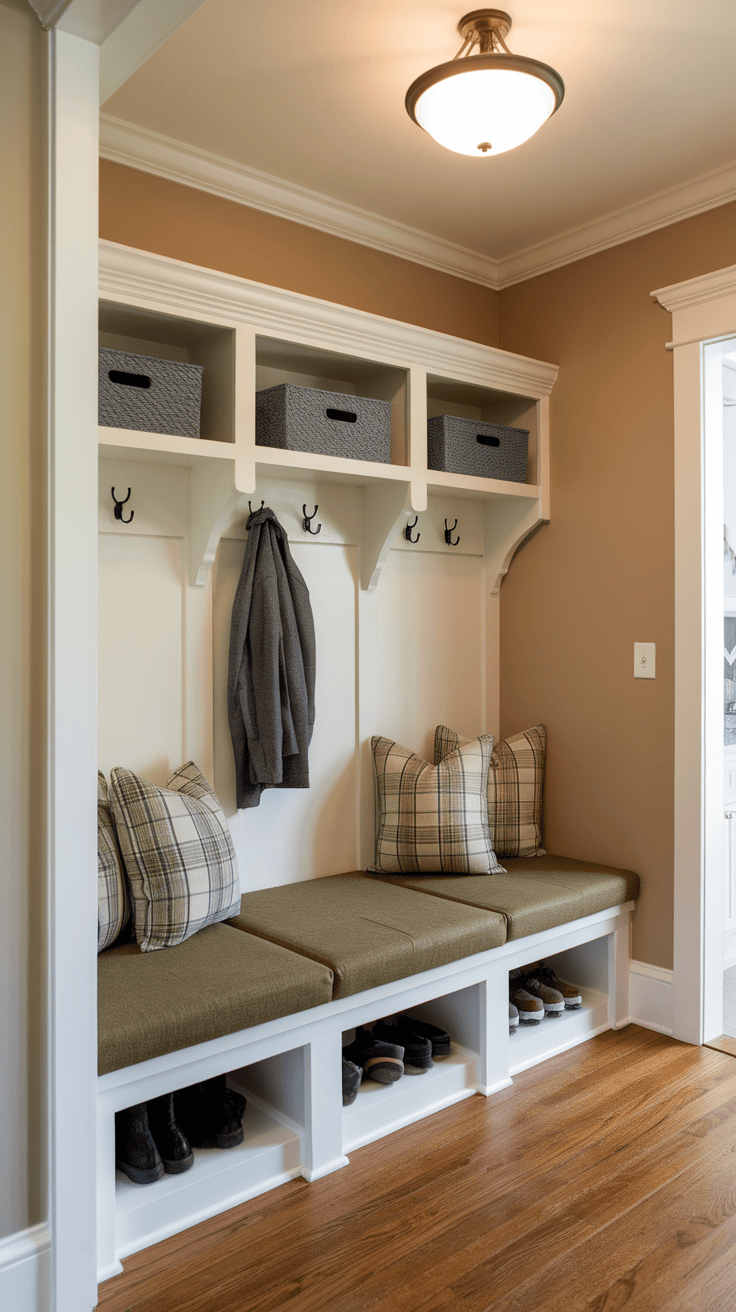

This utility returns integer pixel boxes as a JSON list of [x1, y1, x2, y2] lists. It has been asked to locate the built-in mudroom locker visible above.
[[95, 241, 639, 1278]]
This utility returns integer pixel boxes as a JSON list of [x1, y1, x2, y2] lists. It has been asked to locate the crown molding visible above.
[[498, 162, 736, 288], [652, 263, 736, 315], [651, 263, 736, 349], [99, 115, 501, 290], [99, 115, 736, 293], [98, 239, 558, 396]]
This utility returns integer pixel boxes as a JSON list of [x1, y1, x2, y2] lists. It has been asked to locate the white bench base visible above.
[[97, 902, 633, 1283]]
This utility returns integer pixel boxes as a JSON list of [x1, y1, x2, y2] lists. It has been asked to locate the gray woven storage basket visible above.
[[98, 348, 204, 438], [427, 415, 529, 483], [256, 384, 391, 463]]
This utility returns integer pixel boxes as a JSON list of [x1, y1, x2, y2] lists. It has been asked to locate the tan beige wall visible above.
[[99, 161, 499, 346], [499, 202, 736, 970], [0, 0, 44, 1235]]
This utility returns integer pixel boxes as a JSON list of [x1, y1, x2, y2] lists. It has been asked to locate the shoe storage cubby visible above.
[[508, 937, 612, 1076], [109, 1053, 304, 1266], [341, 984, 482, 1153]]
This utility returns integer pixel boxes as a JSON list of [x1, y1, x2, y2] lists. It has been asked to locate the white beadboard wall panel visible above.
[[212, 532, 359, 888], [367, 547, 486, 765], [99, 458, 189, 539], [98, 459, 215, 786], [98, 533, 187, 784]]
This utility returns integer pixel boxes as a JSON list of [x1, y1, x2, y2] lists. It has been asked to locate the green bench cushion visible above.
[[227, 871, 506, 999], [98, 922, 334, 1075], [365, 854, 639, 941]]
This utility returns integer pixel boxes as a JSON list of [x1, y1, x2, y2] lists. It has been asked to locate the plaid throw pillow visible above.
[[97, 772, 129, 952], [434, 724, 546, 858], [369, 734, 504, 875], [109, 761, 241, 952]]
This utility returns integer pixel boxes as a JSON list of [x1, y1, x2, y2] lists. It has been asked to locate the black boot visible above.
[[115, 1103, 164, 1185], [226, 1083, 247, 1120], [147, 1092, 194, 1175], [175, 1075, 245, 1150]]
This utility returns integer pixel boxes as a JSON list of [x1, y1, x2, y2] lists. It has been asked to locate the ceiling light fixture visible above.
[[405, 9, 564, 158]]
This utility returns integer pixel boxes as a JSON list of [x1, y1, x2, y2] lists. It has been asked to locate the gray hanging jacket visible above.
[[228, 506, 315, 809]]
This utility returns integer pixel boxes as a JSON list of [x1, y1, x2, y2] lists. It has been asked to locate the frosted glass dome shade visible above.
[[407, 54, 563, 157]]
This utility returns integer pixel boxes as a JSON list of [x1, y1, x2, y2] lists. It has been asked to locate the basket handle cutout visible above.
[[476, 432, 500, 447], [108, 369, 151, 389], [325, 408, 357, 423]]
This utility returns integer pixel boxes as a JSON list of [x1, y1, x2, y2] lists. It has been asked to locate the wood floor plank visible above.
[[349, 1081, 736, 1312], [704, 1033, 736, 1058], [471, 1119, 736, 1312], [97, 1027, 736, 1312]]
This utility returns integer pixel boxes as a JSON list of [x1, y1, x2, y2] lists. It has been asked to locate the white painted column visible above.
[[46, 29, 100, 1312], [479, 964, 513, 1095], [302, 1029, 349, 1181], [608, 920, 631, 1029]]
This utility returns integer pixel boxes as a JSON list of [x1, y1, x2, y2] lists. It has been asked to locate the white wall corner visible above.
[[0, 1225, 51, 1312], [628, 960, 674, 1036]]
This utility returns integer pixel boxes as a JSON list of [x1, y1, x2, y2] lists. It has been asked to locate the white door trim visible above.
[[652, 265, 736, 1044]]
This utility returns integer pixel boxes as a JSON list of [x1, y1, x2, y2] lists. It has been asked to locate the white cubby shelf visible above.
[[98, 239, 557, 591]]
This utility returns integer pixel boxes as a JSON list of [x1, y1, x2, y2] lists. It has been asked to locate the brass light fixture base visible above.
[[457, 10, 511, 48]]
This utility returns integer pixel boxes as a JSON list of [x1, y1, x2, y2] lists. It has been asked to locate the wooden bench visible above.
[[96, 858, 639, 1280]]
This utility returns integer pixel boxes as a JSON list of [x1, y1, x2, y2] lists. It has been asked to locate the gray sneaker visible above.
[[509, 970, 545, 1024], [528, 961, 583, 1010], [522, 970, 564, 1015], [509, 1002, 519, 1032]]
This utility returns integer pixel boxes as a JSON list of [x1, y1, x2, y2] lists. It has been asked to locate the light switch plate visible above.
[[634, 642, 656, 679]]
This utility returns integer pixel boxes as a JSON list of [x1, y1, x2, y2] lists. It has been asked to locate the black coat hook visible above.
[[111, 487, 134, 524], [405, 516, 420, 544], [444, 518, 460, 546], [302, 504, 321, 535], [248, 500, 264, 514]]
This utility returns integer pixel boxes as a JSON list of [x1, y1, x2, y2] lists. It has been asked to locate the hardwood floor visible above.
[[705, 1033, 736, 1058], [97, 1027, 736, 1312]]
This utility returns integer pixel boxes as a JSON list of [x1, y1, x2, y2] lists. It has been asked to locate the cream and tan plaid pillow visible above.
[[434, 724, 546, 858], [109, 761, 241, 952], [369, 734, 504, 875], [97, 772, 129, 952]]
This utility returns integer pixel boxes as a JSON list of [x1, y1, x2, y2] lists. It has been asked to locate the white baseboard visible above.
[[0, 1224, 50, 1312], [628, 960, 674, 1036]]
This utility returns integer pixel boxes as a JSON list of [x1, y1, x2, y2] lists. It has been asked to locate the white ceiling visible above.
[[101, 0, 736, 288]]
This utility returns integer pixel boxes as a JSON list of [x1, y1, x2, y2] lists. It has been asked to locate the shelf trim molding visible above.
[[99, 241, 558, 397]]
